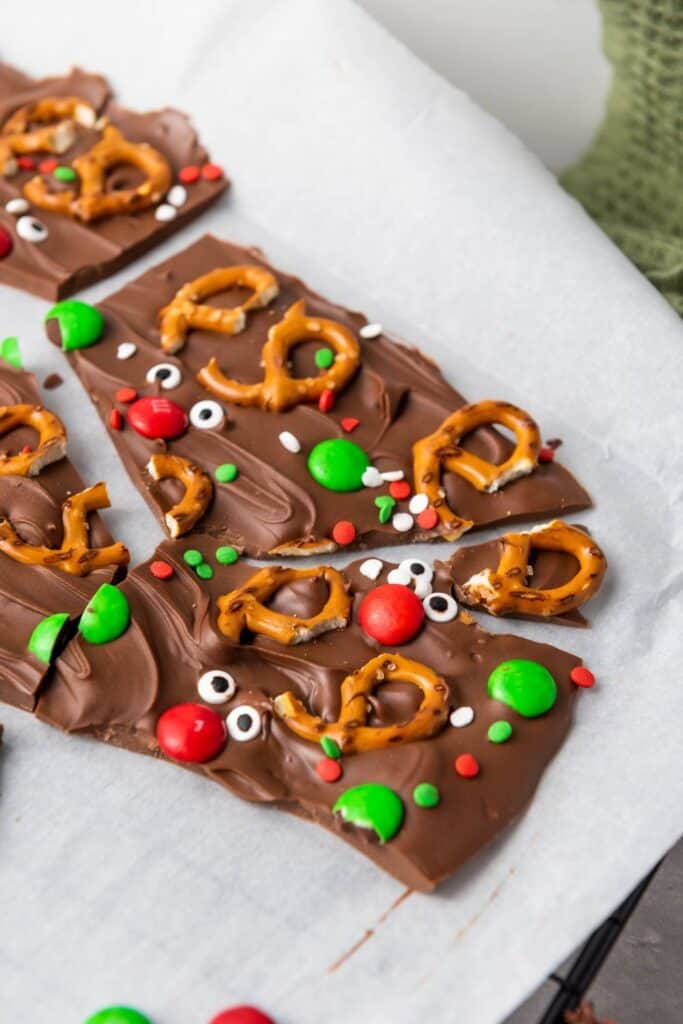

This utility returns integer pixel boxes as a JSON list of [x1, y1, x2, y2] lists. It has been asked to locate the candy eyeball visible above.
[[226, 704, 262, 742], [387, 558, 433, 598], [16, 215, 48, 243], [190, 399, 225, 430], [423, 591, 458, 622], [197, 669, 236, 705], [146, 362, 182, 390]]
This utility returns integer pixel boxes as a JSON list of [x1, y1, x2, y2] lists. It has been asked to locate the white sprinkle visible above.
[[361, 466, 384, 488], [5, 197, 29, 215], [116, 342, 137, 360], [279, 431, 301, 453], [359, 322, 382, 339], [450, 706, 475, 728], [392, 512, 414, 533], [154, 203, 177, 222], [409, 493, 429, 515], [167, 184, 187, 208], [359, 558, 383, 581], [381, 469, 404, 482]]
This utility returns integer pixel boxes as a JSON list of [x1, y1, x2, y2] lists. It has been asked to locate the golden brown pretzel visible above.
[[147, 453, 213, 538], [198, 299, 361, 413], [0, 403, 67, 477], [217, 564, 351, 644], [0, 96, 96, 176], [158, 266, 280, 354], [273, 653, 450, 754], [413, 400, 541, 540], [459, 519, 607, 619], [0, 481, 129, 576], [24, 124, 171, 222]]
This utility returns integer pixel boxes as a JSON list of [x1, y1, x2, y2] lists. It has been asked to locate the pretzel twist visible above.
[[198, 299, 361, 412], [23, 124, 171, 222], [0, 403, 67, 477], [413, 400, 541, 540], [159, 266, 280, 354], [460, 519, 607, 619], [147, 453, 213, 538], [0, 481, 129, 576], [217, 565, 351, 645], [273, 653, 450, 754], [0, 96, 96, 176]]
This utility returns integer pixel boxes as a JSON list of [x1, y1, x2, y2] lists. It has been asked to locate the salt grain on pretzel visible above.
[[0, 403, 67, 477], [146, 453, 213, 538]]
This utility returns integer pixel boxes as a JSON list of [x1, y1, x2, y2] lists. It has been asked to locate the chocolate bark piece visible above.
[[38, 537, 585, 891], [0, 65, 227, 300], [0, 362, 126, 710], [47, 233, 592, 557]]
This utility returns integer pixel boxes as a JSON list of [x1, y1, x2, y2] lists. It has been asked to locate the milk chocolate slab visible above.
[[47, 234, 591, 557], [38, 537, 586, 890], [0, 65, 227, 300], [0, 361, 127, 710]]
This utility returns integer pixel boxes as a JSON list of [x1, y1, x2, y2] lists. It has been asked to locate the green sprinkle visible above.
[[488, 720, 513, 744], [215, 463, 238, 483], [196, 562, 214, 580], [54, 165, 77, 182], [79, 585, 130, 645], [314, 347, 335, 369], [28, 611, 69, 664], [183, 549, 203, 567], [374, 494, 396, 524], [412, 782, 440, 808], [0, 336, 22, 369], [216, 545, 239, 565], [321, 736, 342, 760]]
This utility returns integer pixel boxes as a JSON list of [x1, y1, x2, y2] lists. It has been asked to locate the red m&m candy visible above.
[[156, 703, 226, 763], [209, 1008, 276, 1024], [128, 396, 188, 440], [0, 226, 13, 260], [358, 583, 425, 645]]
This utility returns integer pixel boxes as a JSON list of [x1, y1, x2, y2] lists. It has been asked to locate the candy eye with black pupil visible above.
[[226, 704, 262, 741], [146, 362, 182, 390], [190, 399, 225, 430], [197, 669, 236, 704], [423, 592, 458, 622], [387, 557, 433, 597], [16, 216, 48, 243]]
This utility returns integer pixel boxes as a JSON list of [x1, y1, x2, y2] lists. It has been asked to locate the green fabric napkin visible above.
[[562, 0, 683, 313]]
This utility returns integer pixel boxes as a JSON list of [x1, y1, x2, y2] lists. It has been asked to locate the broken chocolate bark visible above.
[[45, 234, 592, 558], [0, 65, 227, 300]]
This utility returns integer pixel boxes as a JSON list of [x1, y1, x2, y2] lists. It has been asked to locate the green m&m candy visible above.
[[333, 782, 404, 843], [45, 299, 104, 352], [0, 336, 21, 368], [28, 611, 69, 664], [78, 584, 130, 645], [83, 1008, 152, 1024], [487, 659, 557, 718], [307, 438, 370, 492]]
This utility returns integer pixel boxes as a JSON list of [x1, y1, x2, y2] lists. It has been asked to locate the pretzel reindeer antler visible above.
[[0, 96, 96, 176]]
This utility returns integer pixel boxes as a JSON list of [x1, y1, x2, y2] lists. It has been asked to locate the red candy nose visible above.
[[209, 1008, 276, 1024], [0, 226, 13, 260], [358, 583, 425, 645], [156, 702, 227, 763], [128, 395, 188, 440]]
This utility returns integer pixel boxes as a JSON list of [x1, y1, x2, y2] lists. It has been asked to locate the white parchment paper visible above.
[[1, 2, 682, 1022]]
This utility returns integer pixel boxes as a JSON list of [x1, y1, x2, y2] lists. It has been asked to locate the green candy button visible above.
[[488, 720, 513, 744], [28, 611, 69, 664], [45, 299, 104, 352], [196, 562, 214, 580], [314, 347, 335, 369], [183, 549, 203, 567], [0, 336, 22, 368], [307, 438, 370, 492], [413, 782, 440, 808], [216, 546, 238, 565], [83, 1008, 152, 1024], [333, 783, 404, 843], [488, 659, 557, 718], [54, 165, 77, 182], [215, 463, 238, 483], [79, 584, 130, 645]]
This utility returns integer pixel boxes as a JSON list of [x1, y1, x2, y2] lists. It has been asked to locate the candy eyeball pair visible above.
[[387, 558, 458, 622], [197, 669, 261, 740]]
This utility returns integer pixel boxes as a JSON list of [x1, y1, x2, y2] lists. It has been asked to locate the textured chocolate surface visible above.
[[0, 66, 227, 299], [51, 234, 592, 557], [37, 536, 583, 890], [0, 363, 125, 710]]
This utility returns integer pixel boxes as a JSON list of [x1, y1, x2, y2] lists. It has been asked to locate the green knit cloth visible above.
[[561, 0, 683, 313]]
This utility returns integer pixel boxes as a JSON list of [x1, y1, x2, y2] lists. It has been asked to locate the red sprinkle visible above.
[[318, 388, 334, 413], [0, 226, 13, 260], [389, 479, 411, 500], [209, 1008, 276, 1024], [455, 753, 480, 778], [341, 417, 360, 433], [416, 507, 438, 530], [156, 702, 227, 763], [38, 157, 58, 174], [538, 446, 555, 463], [17, 156, 35, 171], [115, 386, 137, 404], [201, 163, 224, 181], [316, 757, 342, 783], [150, 560, 174, 580], [332, 520, 356, 546], [109, 408, 123, 430], [570, 666, 596, 688], [178, 164, 201, 184]]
